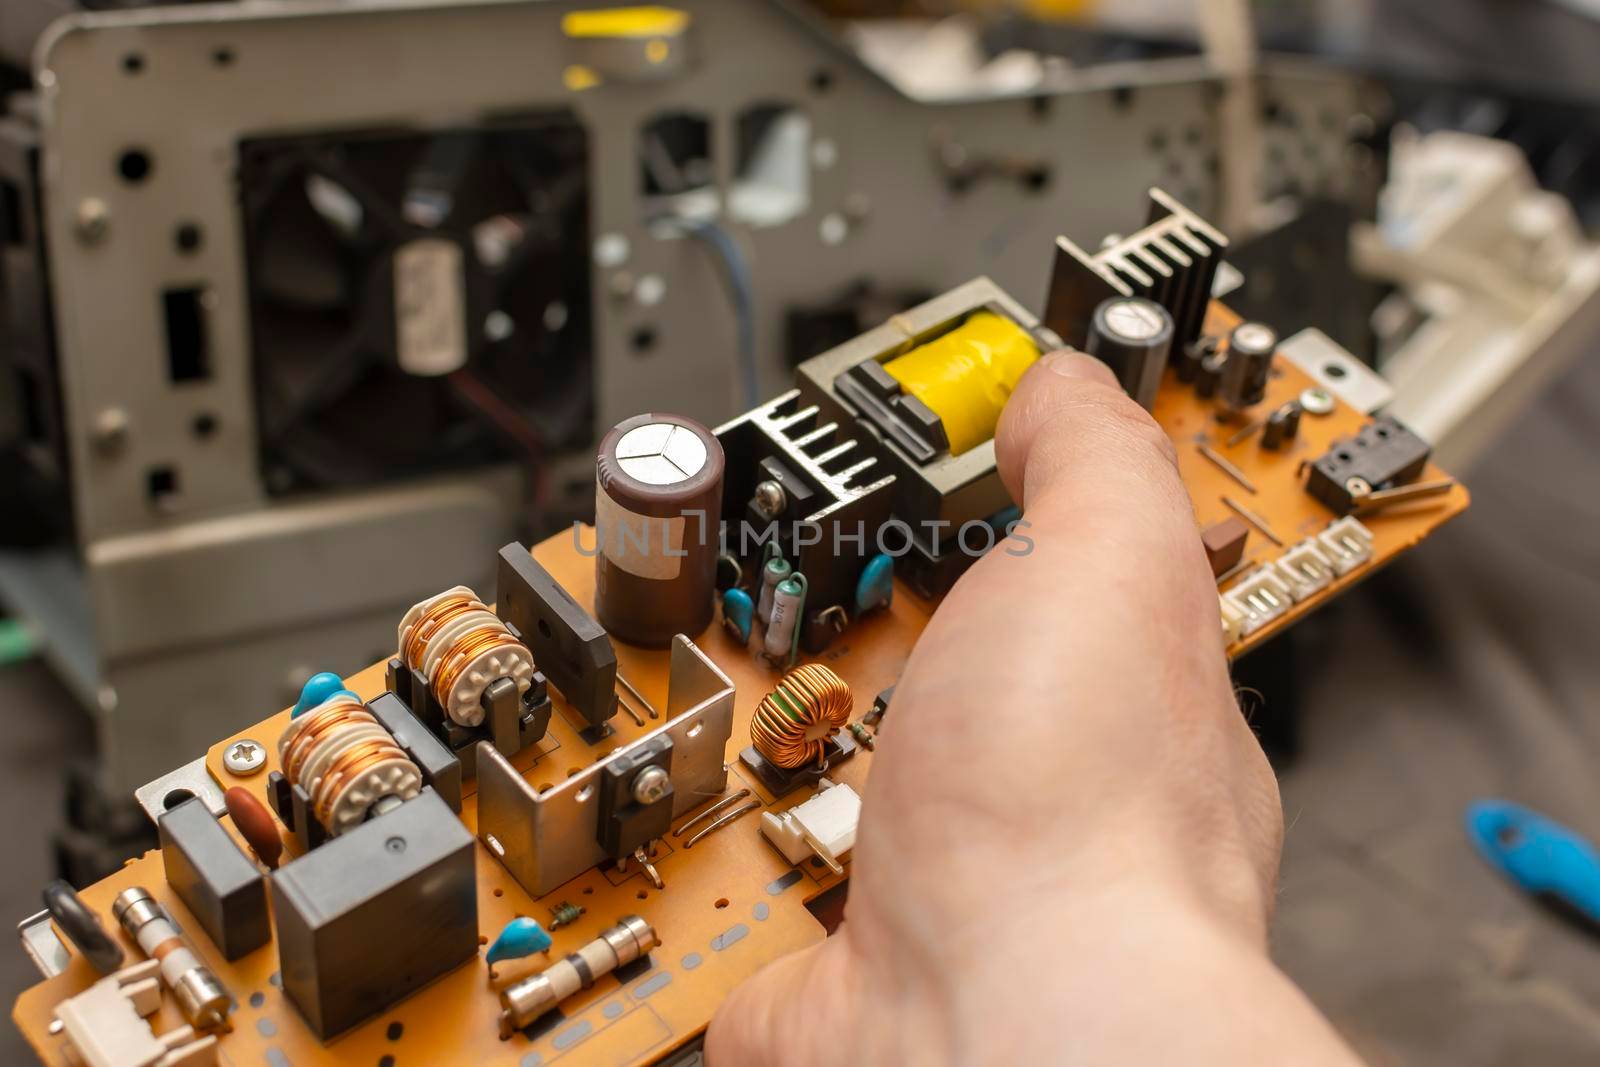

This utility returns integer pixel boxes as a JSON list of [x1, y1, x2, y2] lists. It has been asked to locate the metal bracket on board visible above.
[[133, 756, 228, 826], [1279, 327, 1395, 414], [476, 634, 735, 897]]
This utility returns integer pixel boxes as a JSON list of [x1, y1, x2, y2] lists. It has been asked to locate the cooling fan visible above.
[[238, 117, 593, 492]]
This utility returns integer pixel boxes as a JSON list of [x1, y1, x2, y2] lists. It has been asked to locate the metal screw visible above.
[[91, 408, 129, 453], [752, 479, 787, 519], [631, 765, 670, 805], [1344, 476, 1372, 499], [75, 198, 110, 244], [224, 739, 266, 776]]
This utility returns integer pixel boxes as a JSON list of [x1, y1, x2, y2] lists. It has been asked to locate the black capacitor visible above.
[[1261, 401, 1302, 450], [595, 413, 725, 647], [1219, 321, 1277, 411], [1177, 336, 1217, 384], [1195, 351, 1226, 399], [1085, 296, 1174, 411]]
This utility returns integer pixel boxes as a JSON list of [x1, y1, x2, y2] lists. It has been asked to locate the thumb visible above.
[[705, 934, 860, 1066], [994, 348, 1185, 517]]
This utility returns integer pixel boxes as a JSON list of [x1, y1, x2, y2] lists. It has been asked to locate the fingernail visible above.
[[1038, 349, 1112, 382]]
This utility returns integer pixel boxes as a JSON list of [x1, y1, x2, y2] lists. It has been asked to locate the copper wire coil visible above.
[[751, 663, 854, 769], [430, 623, 524, 710], [311, 737, 411, 827], [401, 593, 489, 673], [279, 700, 377, 785]]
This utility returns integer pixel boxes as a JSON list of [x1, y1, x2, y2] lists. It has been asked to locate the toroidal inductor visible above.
[[397, 585, 536, 727], [277, 696, 422, 835], [751, 663, 854, 769]]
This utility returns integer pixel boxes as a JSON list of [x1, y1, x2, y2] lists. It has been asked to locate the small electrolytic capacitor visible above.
[[1219, 321, 1277, 412], [112, 887, 232, 1030], [1195, 350, 1226, 398], [757, 554, 792, 622], [1261, 401, 1302, 450], [594, 414, 725, 647], [764, 574, 805, 662], [1178, 336, 1217, 384], [1085, 296, 1174, 411]]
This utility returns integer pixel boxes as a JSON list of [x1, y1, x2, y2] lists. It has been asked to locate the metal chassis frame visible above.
[[16, 0, 1368, 792]]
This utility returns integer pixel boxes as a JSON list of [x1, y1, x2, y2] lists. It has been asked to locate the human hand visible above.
[[706, 351, 1359, 1065]]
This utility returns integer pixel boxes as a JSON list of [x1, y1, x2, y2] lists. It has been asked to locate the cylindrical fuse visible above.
[[764, 575, 804, 660], [594, 414, 725, 647], [112, 887, 231, 1030], [756, 555, 792, 622], [499, 916, 658, 1036]]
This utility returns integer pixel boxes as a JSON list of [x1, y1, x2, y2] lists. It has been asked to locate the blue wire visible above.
[[669, 218, 759, 407]]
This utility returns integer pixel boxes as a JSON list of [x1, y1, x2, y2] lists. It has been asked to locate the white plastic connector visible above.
[[1219, 596, 1246, 645], [55, 959, 218, 1067], [760, 779, 861, 875], [1275, 540, 1335, 601], [1317, 516, 1375, 576], [1223, 567, 1294, 637]]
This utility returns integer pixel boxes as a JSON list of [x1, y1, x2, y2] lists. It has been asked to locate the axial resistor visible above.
[[757, 555, 792, 621], [549, 901, 585, 929], [763, 575, 805, 661]]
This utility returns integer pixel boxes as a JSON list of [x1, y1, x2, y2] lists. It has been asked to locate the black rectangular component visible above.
[[497, 543, 617, 727], [158, 798, 269, 961], [1305, 415, 1431, 515], [270, 790, 477, 1041], [367, 691, 462, 812], [738, 731, 858, 799], [597, 735, 674, 859]]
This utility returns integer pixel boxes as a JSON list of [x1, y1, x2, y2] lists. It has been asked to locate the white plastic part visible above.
[[55, 959, 217, 1067], [397, 585, 534, 727], [1222, 567, 1294, 637], [760, 779, 861, 874], [1274, 540, 1335, 602], [1219, 596, 1246, 645], [1317, 517, 1375, 576]]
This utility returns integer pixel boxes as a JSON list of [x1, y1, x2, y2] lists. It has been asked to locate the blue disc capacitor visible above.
[[722, 587, 755, 643], [291, 672, 360, 718], [854, 553, 894, 615], [486, 917, 553, 966]]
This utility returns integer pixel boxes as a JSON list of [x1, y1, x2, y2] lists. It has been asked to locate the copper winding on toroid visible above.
[[277, 696, 421, 835], [751, 663, 854, 769], [397, 585, 536, 728]]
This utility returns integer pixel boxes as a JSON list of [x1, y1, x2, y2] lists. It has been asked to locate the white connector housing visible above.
[[1317, 516, 1375, 575], [1275, 540, 1335, 601], [760, 779, 861, 872], [1223, 567, 1294, 636], [1219, 596, 1246, 644]]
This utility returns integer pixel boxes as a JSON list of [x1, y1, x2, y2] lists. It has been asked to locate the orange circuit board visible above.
[[12, 304, 1467, 1066]]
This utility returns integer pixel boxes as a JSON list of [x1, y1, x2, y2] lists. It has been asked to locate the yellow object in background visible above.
[[883, 311, 1040, 456], [561, 6, 689, 38]]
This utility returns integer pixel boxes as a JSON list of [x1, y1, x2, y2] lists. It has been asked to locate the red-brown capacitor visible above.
[[594, 413, 725, 647], [225, 787, 283, 869]]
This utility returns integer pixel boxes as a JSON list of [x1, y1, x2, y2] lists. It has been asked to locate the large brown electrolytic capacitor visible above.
[[594, 413, 725, 647]]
